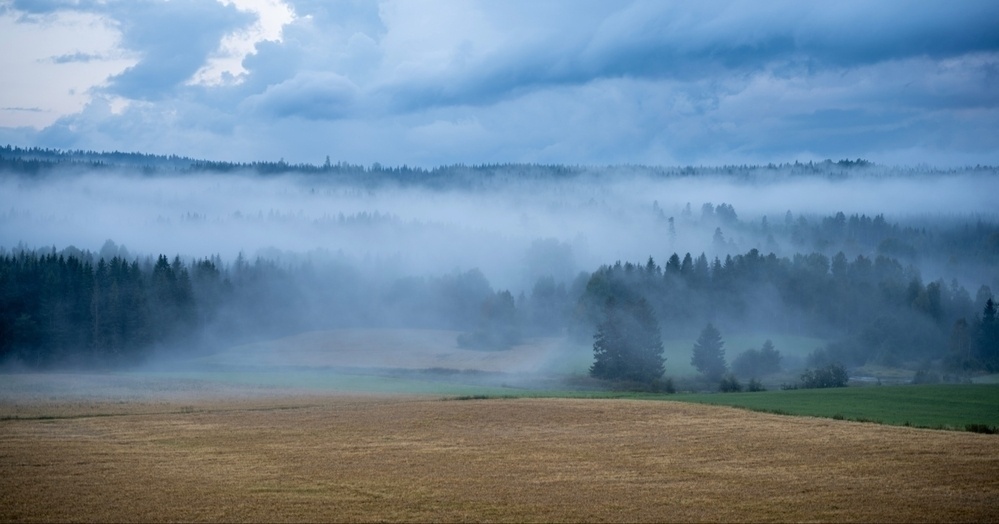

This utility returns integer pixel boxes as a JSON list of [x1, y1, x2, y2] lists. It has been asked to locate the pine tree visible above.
[[979, 298, 999, 371], [590, 297, 665, 384], [691, 323, 727, 381]]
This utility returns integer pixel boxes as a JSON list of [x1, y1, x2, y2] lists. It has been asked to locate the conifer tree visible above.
[[591, 297, 665, 384], [691, 323, 727, 381]]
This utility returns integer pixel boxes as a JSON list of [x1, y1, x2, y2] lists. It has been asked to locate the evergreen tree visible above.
[[979, 298, 999, 371], [691, 323, 727, 381], [590, 297, 665, 384], [457, 290, 521, 350], [731, 339, 781, 378]]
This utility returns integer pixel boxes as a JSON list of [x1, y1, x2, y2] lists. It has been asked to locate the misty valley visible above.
[[5, 1, 999, 520], [3, 147, 999, 522], [2, 146, 998, 395]]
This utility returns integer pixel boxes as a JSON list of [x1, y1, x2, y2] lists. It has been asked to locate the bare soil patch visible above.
[[2, 394, 997, 522]]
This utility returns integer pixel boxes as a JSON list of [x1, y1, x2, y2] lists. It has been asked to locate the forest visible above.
[[1, 145, 997, 386]]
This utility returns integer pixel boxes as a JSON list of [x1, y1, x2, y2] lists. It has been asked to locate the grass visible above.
[[669, 384, 999, 431], [432, 383, 999, 433]]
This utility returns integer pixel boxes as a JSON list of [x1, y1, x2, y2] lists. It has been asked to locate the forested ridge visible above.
[[1, 145, 997, 379], [3, 144, 995, 183], [0, 247, 523, 367]]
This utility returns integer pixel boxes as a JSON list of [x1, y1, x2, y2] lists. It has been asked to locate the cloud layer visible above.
[[1, 0, 997, 166]]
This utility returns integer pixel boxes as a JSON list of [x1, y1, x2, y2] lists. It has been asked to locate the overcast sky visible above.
[[1, 0, 997, 167]]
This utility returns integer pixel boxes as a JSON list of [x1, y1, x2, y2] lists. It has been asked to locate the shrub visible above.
[[731, 340, 781, 378], [799, 363, 849, 389], [965, 423, 998, 434], [746, 378, 766, 392], [719, 373, 742, 392], [650, 377, 676, 394]]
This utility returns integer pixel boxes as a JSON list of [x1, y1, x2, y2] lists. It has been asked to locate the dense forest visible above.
[[1, 145, 997, 381], [2, 242, 996, 375], [575, 251, 997, 373]]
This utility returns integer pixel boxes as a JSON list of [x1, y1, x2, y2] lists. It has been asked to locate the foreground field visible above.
[[2, 392, 997, 522]]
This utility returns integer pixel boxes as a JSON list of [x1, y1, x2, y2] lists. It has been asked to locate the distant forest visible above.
[[2, 144, 994, 185], [2, 244, 996, 374], [1, 145, 997, 377]]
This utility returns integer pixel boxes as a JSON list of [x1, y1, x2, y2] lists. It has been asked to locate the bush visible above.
[[650, 377, 676, 394], [731, 340, 781, 378], [965, 423, 998, 434], [798, 363, 849, 389], [719, 373, 742, 392], [746, 378, 766, 392]]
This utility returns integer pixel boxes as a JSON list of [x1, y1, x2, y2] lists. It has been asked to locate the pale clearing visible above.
[[2, 393, 997, 522], [196, 328, 571, 373]]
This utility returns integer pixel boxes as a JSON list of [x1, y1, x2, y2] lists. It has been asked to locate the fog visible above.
[[3, 167, 996, 291], [2, 162, 997, 388]]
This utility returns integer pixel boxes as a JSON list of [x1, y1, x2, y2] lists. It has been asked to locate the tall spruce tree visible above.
[[691, 323, 728, 381], [979, 298, 999, 371], [590, 297, 665, 384]]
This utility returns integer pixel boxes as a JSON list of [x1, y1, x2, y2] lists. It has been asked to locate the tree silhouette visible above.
[[979, 298, 999, 371], [691, 323, 727, 381], [591, 297, 665, 384]]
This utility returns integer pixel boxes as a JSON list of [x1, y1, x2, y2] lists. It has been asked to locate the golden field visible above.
[[2, 392, 998, 522]]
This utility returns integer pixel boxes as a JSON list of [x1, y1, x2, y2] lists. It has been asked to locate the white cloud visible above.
[[0, 9, 134, 127], [189, 0, 294, 85]]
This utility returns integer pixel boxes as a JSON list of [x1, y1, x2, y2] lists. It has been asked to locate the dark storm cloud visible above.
[[381, 1, 999, 113]]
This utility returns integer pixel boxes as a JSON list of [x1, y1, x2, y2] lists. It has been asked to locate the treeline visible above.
[[4, 144, 997, 184], [0, 252, 223, 366], [575, 249, 998, 372], [661, 203, 999, 286], [0, 249, 529, 367], [3, 244, 997, 373]]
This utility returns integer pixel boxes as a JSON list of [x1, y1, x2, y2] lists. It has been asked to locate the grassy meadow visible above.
[[671, 384, 999, 430]]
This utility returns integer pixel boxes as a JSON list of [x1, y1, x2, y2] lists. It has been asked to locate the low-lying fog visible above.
[[2, 163, 998, 388], [3, 168, 996, 292]]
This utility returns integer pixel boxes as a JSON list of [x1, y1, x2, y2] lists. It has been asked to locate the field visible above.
[[673, 384, 999, 430], [2, 370, 999, 523], [2, 330, 998, 522]]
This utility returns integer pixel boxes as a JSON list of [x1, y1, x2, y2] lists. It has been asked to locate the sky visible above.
[[0, 0, 997, 167]]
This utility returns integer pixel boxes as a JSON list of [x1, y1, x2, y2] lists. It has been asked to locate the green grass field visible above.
[[669, 384, 999, 430]]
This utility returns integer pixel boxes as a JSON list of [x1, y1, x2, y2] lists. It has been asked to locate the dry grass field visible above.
[[2, 391, 998, 522]]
